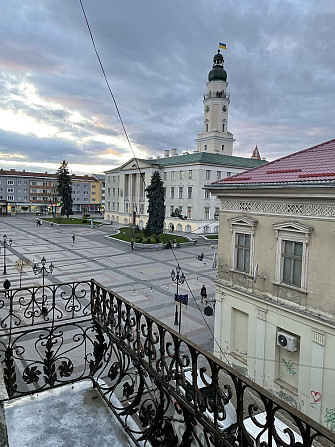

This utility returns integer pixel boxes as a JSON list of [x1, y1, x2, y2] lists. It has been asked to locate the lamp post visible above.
[[171, 265, 185, 333], [1, 234, 13, 275], [33, 256, 54, 316]]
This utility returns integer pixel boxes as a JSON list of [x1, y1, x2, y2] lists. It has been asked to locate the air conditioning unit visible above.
[[276, 332, 298, 352]]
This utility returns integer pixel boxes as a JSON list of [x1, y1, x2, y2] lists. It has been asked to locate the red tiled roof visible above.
[[213, 139, 335, 185]]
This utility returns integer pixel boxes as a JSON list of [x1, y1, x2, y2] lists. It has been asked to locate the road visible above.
[[0, 215, 218, 351]]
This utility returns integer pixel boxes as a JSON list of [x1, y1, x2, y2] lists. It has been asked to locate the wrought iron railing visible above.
[[0, 280, 334, 447]]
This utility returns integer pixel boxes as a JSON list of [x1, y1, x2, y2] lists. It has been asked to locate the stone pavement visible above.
[[0, 215, 218, 352]]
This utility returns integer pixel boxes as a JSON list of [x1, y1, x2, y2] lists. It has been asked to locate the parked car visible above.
[[243, 411, 305, 446], [172, 369, 237, 446]]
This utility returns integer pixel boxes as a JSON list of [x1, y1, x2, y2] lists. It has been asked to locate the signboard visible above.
[[175, 294, 188, 305]]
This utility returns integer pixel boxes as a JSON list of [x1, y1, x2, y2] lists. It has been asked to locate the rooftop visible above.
[[140, 152, 267, 169], [211, 139, 335, 187]]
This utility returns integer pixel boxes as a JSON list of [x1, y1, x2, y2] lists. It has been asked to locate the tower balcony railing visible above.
[[0, 280, 334, 446], [204, 91, 230, 100]]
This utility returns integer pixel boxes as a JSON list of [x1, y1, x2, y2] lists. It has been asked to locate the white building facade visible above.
[[104, 50, 265, 233]]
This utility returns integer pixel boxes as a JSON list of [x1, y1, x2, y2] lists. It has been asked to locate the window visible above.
[[24, 188, 28, 193], [187, 206, 192, 218], [140, 204, 144, 214], [204, 190, 210, 199], [7, 195, 14, 200], [7, 180, 14, 185], [282, 241, 302, 287], [205, 170, 211, 180], [163, 172, 167, 181], [112, 188, 115, 196], [92, 192, 96, 196], [228, 216, 258, 276], [31, 181, 37, 186], [171, 171, 175, 181], [205, 123, 208, 132], [125, 203, 129, 213], [188, 170, 192, 179], [178, 187, 183, 199], [221, 145, 225, 152], [92, 185, 96, 188], [235, 234, 251, 273], [24, 181, 27, 185], [170, 206, 174, 216], [227, 172, 231, 177], [222, 122, 225, 132], [204, 207, 210, 219], [7, 188, 14, 193], [231, 308, 248, 362], [178, 206, 183, 215], [170, 187, 175, 199], [217, 171, 221, 180], [204, 144, 207, 151], [187, 187, 192, 199], [18, 180, 21, 185], [179, 171, 184, 180], [18, 196, 22, 200], [273, 221, 312, 291], [112, 202, 115, 210]]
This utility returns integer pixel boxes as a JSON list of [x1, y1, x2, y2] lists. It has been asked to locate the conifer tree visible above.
[[57, 160, 73, 218], [145, 171, 165, 236]]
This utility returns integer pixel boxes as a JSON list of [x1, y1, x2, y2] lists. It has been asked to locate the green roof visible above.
[[140, 152, 267, 169]]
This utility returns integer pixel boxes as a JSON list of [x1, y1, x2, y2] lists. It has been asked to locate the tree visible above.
[[145, 171, 165, 236], [57, 160, 73, 218]]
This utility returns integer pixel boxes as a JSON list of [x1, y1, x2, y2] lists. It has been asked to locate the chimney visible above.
[[171, 148, 178, 156], [11, 169, 15, 171], [164, 150, 169, 158]]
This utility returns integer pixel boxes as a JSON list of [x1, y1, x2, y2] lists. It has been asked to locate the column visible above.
[[309, 329, 325, 422], [255, 307, 267, 386]]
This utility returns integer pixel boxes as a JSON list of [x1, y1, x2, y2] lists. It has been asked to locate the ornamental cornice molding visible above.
[[221, 199, 335, 219]]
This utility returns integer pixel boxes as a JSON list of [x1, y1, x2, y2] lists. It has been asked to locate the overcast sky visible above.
[[1, 0, 334, 174]]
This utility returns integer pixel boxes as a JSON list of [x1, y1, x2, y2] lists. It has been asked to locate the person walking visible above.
[[171, 224, 174, 233], [131, 239, 134, 250], [72, 234, 76, 244], [200, 285, 207, 303]]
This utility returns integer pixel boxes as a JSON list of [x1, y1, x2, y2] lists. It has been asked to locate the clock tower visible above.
[[195, 50, 234, 155]]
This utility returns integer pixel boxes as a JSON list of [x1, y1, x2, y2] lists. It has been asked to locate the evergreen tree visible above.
[[145, 171, 165, 236], [57, 160, 73, 217]]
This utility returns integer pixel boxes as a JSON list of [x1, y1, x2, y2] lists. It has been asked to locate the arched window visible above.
[[177, 224, 183, 232], [139, 220, 144, 228], [222, 122, 225, 132], [185, 225, 191, 233], [204, 225, 210, 233], [214, 225, 219, 233]]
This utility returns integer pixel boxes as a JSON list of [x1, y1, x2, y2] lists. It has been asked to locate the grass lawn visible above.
[[110, 226, 188, 244], [43, 217, 100, 225], [203, 234, 218, 240]]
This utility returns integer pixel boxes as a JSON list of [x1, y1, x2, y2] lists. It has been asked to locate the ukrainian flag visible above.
[[219, 42, 227, 50]]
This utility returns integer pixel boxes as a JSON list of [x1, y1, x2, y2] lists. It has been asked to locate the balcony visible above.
[[204, 91, 230, 100], [0, 280, 334, 446]]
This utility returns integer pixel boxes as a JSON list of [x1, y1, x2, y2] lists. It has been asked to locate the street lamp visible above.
[[1, 234, 13, 275], [171, 265, 185, 333], [33, 256, 54, 316]]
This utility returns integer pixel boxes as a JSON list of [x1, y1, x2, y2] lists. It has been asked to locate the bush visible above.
[[82, 219, 87, 223], [135, 237, 142, 243], [146, 238, 151, 244], [134, 225, 140, 234]]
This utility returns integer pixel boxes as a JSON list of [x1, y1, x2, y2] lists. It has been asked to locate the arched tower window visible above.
[[205, 122, 209, 132]]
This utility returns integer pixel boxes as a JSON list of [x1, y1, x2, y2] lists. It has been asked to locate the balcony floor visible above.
[[5, 380, 134, 447]]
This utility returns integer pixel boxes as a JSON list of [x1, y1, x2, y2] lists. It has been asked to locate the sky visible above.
[[1, 0, 335, 175]]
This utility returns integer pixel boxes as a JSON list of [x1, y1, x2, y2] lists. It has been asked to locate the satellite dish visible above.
[[253, 264, 258, 283]]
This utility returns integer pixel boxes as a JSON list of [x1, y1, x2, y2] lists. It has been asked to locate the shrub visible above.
[[146, 238, 151, 244], [134, 225, 140, 234], [82, 219, 87, 223]]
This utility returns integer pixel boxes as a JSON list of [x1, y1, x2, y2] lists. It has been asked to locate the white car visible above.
[[172, 369, 237, 446], [243, 411, 305, 446]]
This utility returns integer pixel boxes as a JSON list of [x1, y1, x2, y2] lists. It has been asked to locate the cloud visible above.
[[0, 0, 334, 171]]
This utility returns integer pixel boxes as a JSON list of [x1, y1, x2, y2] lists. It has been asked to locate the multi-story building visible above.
[[104, 50, 266, 232], [0, 169, 102, 214], [208, 138, 335, 428]]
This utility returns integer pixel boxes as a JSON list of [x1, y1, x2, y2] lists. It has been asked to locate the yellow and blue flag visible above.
[[219, 42, 227, 50]]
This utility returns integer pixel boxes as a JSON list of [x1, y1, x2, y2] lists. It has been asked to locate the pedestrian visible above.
[[171, 224, 174, 233], [72, 234, 76, 243], [131, 239, 134, 250], [200, 285, 207, 303]]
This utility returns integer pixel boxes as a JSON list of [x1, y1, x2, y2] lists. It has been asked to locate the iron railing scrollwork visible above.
[[0, 280, 334, 446]]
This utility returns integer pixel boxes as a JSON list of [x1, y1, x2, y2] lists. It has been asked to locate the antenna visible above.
[[253, 264, 258, 283]]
